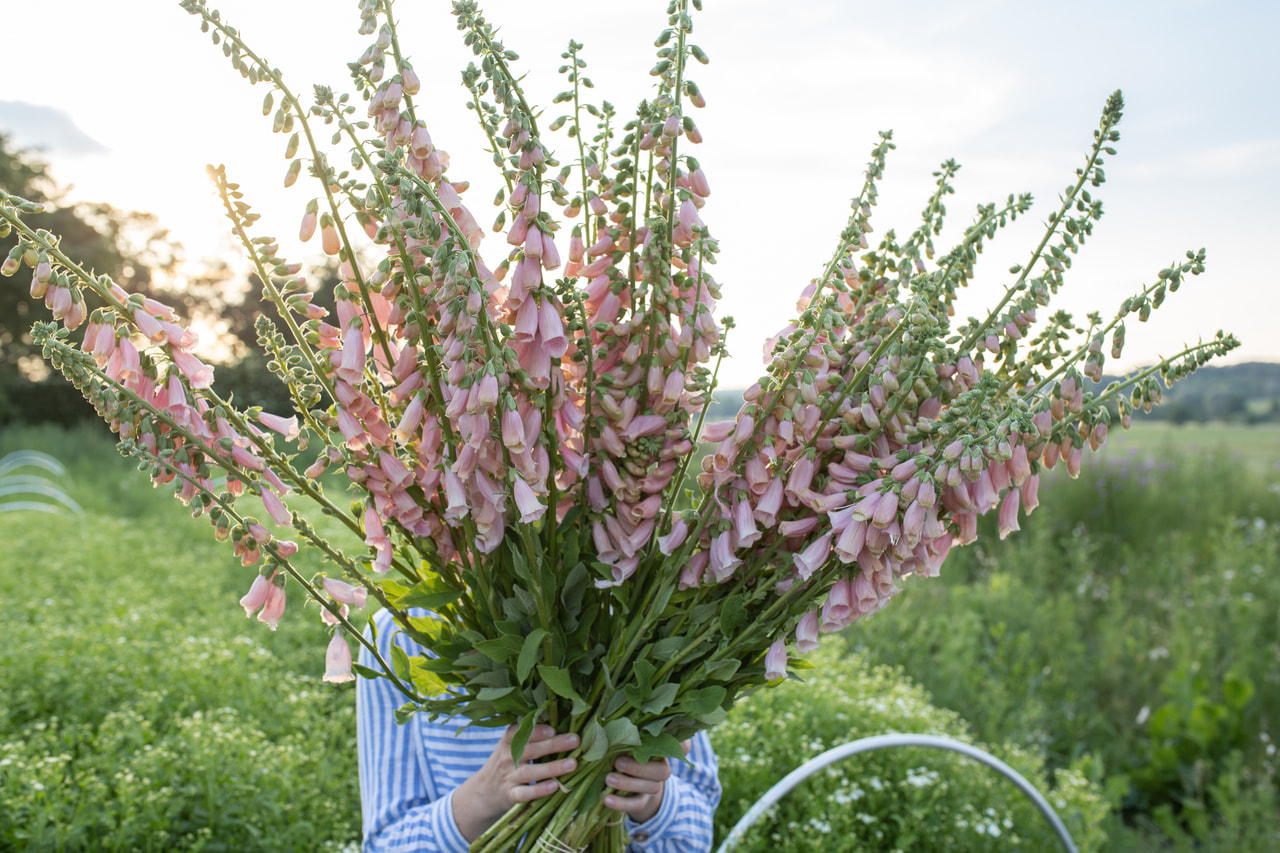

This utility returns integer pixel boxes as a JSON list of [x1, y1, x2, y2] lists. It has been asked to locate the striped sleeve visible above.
[[624, 731, 722, 853], [357, 609, 472, 853]]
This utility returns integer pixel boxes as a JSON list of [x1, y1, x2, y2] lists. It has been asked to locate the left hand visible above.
[[602, 741, 691, 824]]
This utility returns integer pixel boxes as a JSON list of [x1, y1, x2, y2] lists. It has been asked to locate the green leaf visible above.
[[468, 670, 511, 689], [624, 682, 649, 710], [511, 710, 538, 765], [719, 596, 746, 636], [634, 659, 656, 686], [406, 616, 448, 645], [642, 683, 679, 715], [399, 584, 464, 611], [508, 544, 535, 585], [649, 582, 676, 618], [693, 706, 729, 727], [642, 716, 673, 736], [581, 717, 609, 763], [391, 645, 411, 681], [537, 664, 585, 703], [477, 686, 517, 701], [679, 685, 726, 716], [603, 687, 628, 719], [518, 629, 549, 683], [561, 562, 587, 612], [605, 717, 641, 748], [511, 585, 538, 618], [474, 635, 524, 664], [381, 575, 463, 612], [409, 659, 450, 698], [651, 635, 684, 660], [633, 732, 686, 765], [704, 658, 741, 682], [351, 663, 382, 681]]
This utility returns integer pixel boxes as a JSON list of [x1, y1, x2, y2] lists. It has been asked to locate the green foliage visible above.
[[0, 428, 361, 851], [848, 445, 1280, 848], [713, 646, 1110, 852]]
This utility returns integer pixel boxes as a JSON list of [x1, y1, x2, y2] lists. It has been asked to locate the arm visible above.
[[357, 609, 582, 851], [620, 732, 723, 853], [357, 609, 473, 853]]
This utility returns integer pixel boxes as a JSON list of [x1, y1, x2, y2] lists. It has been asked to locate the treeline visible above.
[[703, 361, 1280, 427], [1105, 361, 1280, 425]]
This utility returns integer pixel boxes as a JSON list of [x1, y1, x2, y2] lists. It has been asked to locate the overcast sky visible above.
[[3, 0, 1275, 388]]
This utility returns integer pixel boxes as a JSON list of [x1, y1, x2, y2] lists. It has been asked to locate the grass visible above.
[[1096, 420, 1280, 474], [0, 425, 363, 852]]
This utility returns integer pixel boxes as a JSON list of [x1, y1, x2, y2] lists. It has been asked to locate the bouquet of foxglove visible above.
[[0, 0, 1237, 850]]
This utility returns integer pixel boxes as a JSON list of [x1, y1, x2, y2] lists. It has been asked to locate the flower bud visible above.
[[320, 215, 341, 256], [400, 65, 420, 95], [300, 200, 319, 242]]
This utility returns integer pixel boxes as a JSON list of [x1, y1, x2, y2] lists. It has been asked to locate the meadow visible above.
[[1, 421, 1276, 850]]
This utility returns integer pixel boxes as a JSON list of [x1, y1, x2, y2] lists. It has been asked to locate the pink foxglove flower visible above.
[[171, 350, 214, 389], [658, 517, 689, 555], [998, 489, 1022, 539], [764, 640, 787, 682], [239, 573, 273, 618], [793, 532, 832, 581], [257, 578, 287, 630], [323, 634, 356, 683], [323, 577, 368, 608], [708, 530, 741, 582], [512, 477, 546, 523], [322, 602, 350, 626], [258, 412, 300, 440], [795, 611, 821, 653]]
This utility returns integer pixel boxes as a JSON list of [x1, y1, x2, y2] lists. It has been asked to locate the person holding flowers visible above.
[[357, 609, 721, 852], [0, 0, 1239, 851]]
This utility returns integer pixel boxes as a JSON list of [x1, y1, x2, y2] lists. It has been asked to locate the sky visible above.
[[2, 0, 1276, 389]]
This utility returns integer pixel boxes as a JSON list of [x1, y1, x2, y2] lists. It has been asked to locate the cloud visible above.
[[1127, 138, 1280, 181], [0, 101, 107, 157]]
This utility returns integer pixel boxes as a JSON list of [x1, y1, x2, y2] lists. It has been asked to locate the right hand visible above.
[[452, 724, 581, 842]]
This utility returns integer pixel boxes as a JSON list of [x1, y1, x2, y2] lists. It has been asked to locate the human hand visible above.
[[602, 740, 691, 825], [452, 724, 581, 842]]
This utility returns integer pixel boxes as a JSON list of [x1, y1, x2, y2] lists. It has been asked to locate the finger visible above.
[[522, 724, 558, 745], [519, 731, 580, 762], [613, 755, 672, 782], [606, 770, 665, 796], [510, 778, 562, 804], [603, 790, 656, 816], [682, 739, 692, 756], [513, 756, 578, 786]]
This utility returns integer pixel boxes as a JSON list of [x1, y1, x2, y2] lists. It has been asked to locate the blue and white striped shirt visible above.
[[357, 608, 722, 852]]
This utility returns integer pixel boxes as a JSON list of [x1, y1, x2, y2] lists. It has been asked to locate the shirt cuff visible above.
[[624, 778, 678, 848], [439, 790, 474, 853]]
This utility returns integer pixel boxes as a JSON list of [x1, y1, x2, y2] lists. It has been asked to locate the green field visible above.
[[2, 422, 1278, 851], [1097, 421, 1280, 473]]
